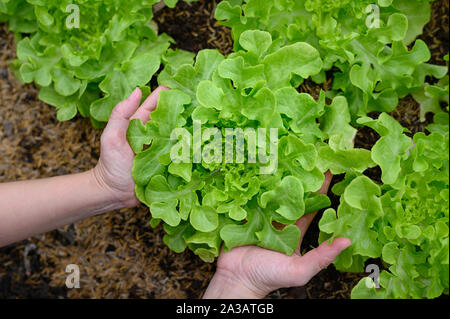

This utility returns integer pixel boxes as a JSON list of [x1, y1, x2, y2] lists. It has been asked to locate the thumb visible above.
[[291, 237, 351, 286], [104, 88, 142, 134]]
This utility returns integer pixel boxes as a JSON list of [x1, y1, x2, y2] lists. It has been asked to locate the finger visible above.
[[294, 212, 317, 254], [318, 170, 333, 194], [130, 86, 169, 123], [104, 88, 142, 134], [290, 237, 351, 286], [294, 171, 333, 254], [141, 86, 169, 110]]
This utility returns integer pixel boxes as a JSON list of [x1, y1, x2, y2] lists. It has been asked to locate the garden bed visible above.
[[0, 0, 448, 299]]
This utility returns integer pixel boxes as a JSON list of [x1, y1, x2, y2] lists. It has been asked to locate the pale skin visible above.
[[0, 86, 351, 298]]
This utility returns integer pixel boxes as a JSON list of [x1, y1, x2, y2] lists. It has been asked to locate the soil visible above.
[[156, 0, 233, 56], [0, 0, 448, 299]]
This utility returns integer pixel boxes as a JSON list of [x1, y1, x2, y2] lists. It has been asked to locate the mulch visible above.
[[0, 0, 448, 299]]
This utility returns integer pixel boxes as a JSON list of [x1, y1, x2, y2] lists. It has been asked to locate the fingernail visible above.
[[340, 238, 352, 249], [130, 87, 140, 98]]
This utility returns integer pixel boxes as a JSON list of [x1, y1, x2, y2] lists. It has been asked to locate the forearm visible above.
[[0, 169, 124, 247]]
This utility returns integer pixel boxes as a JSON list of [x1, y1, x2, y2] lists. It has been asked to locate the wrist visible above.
[[203, 270, 267, 299], [89, 167, 132, 212]]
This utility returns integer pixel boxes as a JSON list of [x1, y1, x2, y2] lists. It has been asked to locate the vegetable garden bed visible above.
[[0, 0, 448, 299]]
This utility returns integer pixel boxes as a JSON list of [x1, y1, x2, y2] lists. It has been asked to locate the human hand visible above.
[[92, 86, 169, 209], [203, 172, 351, 299]]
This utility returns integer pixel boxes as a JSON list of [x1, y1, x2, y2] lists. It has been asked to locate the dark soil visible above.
[[155, 0, 233, 55], [419, 0, 449, 66], [0, 0, 448, 299]]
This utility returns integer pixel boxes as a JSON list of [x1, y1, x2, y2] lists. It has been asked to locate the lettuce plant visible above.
[[319, 112, 449, 298], [215, 0, 448, 119], [127, 30, 374, 262], [0, 0, 179, 126]]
